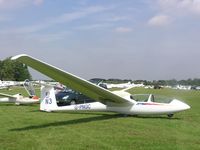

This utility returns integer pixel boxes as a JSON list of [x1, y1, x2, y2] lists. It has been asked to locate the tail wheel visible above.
[[167, 114, 174, 118]]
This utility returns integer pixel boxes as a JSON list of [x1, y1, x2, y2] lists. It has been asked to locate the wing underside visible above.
[[12, 54, 132, 106]]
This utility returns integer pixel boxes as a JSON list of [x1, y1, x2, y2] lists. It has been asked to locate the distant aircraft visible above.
[[0, 80, 14, 89], [0, 79, 39, 105], [12, 54, 190, 117], [106, 82, 144, 89], [106, 82, 132, 89]]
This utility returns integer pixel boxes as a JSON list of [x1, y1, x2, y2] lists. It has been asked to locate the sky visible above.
[[0, 0, 200, 80]]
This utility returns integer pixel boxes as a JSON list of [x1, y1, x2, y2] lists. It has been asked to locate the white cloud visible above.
[[158, 0, 200, 15], [0, 6, 109, 34], [148, 14, 172, 27], [106, 16, 131, 22], [76, 23, 112, 30], [48, 6, 108, 25], [183, 0, 200, 14], [115, 27, 133, 33]]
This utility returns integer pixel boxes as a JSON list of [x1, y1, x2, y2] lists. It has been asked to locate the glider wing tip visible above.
[[11, 54, 28, 60]]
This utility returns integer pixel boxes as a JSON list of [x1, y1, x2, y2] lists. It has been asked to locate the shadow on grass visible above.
[[9, 114, 121, 132], [132, 115, 181, 120], [28, 110, 114, 116], [0, 103, 16, 106], [54, 111, 117, 116], [9, 113, 180, 132], [0, 103, 38, 107]]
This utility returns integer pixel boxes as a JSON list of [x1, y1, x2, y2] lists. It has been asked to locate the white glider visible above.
[[0, 92, 39, 105], [0, 79, 39, 105], [12, 54, 190, 117], [0, 80, 14, 89]]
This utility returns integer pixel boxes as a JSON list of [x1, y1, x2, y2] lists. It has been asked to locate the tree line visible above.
[[0, 57, 199, 86], [0, 57, 32, 81], [91, 78, 200, 86], [143, 79, 200, 86]]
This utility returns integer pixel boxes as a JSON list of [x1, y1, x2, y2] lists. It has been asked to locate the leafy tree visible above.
[[0, 57, 32, 81], [13, 60, 32, 81], [0, 58, 14, 80]]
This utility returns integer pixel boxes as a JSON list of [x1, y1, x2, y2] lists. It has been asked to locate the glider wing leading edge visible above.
[[0, 93, 16, 98], [12, 54, 133, 106]]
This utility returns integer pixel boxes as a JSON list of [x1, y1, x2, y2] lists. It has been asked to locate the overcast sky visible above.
[[0, 0, 200, 80]]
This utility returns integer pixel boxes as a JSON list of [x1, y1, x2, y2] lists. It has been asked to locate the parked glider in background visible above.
[[0, 80, 39, 105], [12, 54, 190, 117], [0, 80, 15, 90]]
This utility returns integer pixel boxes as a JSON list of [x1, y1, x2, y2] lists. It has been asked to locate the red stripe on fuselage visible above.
[[137, 103, 164, 106]]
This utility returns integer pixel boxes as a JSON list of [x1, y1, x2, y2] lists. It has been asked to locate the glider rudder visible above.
[[40, 85, 57, 112]]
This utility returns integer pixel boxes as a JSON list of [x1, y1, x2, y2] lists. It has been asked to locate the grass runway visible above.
[[0, 87, 199, 150]]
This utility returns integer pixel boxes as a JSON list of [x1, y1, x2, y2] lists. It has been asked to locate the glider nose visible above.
[[180, 101, 190, 110], [171, 99, 191, 111]]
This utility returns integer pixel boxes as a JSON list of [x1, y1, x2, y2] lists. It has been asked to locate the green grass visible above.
[[0, 87, 200, 150]]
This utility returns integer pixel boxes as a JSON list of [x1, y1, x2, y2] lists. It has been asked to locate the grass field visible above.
[[0, 87, 199, 150]]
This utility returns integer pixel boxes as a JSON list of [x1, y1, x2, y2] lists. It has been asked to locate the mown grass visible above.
[[0, 87, 199, 150]]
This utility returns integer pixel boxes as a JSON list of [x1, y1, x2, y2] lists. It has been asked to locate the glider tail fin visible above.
[[40, 85, 57, 112]]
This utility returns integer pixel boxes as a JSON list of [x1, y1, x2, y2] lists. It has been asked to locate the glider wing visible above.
[[0, 93, 16, 98], [12, 54, 132, 106]]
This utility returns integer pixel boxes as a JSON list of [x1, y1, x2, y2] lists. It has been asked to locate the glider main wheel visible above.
[[70, 100, 76, 105], [167, 114, 174, 118]]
